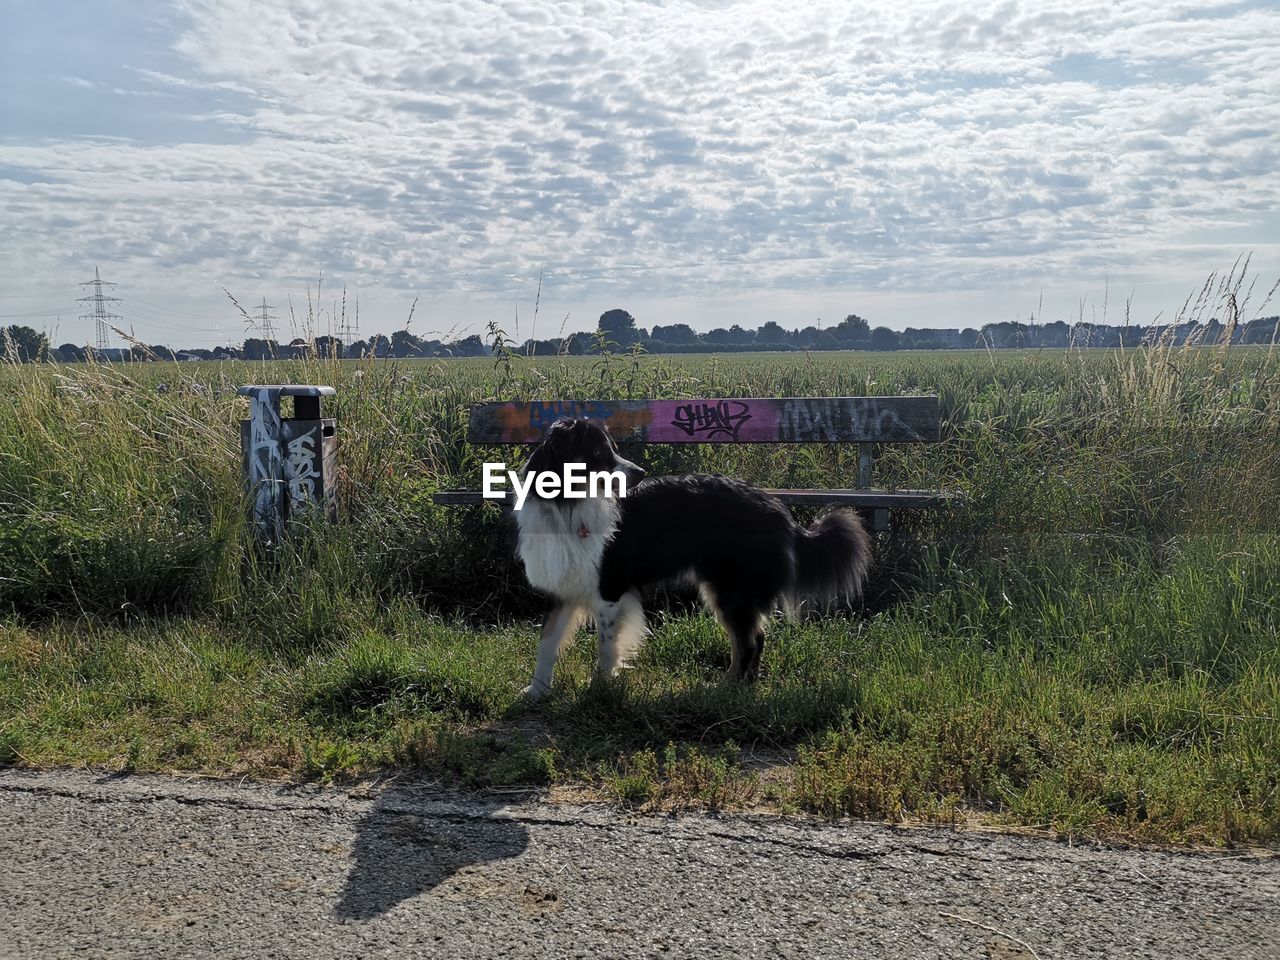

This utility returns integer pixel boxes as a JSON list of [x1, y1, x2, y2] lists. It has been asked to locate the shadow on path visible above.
[[334, 790, 529, 920]]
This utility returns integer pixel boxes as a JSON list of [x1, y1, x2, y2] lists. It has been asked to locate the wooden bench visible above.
[[432, 396, 952, 530]]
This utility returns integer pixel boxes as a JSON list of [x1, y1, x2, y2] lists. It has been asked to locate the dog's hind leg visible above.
[[700, 585, 741, 679], [595, 590, 646, 679], [720, 602, 769, 682], [523, 603, 587, 700], [742, 619, 768, 681]]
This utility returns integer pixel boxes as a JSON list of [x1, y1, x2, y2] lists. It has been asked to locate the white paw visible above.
[[520, 681, 551, 700]]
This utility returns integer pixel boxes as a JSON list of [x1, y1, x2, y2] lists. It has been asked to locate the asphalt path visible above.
[[1, 769, 1277, 959]]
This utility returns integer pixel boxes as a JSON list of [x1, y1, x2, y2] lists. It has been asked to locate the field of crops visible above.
[[2, 343, 1278, 845]]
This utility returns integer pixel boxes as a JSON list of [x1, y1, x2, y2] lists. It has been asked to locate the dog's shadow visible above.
[[333, 788, 529, 920]]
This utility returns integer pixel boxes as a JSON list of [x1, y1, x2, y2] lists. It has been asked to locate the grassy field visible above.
[[2, 341, 1278, 846]]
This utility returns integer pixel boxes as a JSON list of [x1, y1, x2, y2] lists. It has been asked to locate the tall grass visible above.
[[1, 318, 1278, 844]]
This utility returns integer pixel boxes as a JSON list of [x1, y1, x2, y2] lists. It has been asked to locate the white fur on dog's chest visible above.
[[515, 498, 619, 605]]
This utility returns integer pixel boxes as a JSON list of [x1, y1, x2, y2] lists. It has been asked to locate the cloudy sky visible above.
[[2, 0, 1277, 348]]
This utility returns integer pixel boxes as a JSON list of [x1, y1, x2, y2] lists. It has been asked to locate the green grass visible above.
[[1, 337, 1279, 846]]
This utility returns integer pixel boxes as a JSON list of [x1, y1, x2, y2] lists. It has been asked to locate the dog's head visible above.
[[524, 418, 645, 500]]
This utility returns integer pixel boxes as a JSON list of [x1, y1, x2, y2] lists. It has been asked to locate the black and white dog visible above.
[[514, 417, 871, 698]]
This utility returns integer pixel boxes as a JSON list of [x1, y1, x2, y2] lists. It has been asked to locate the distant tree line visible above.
[[510, 309, 1280, 356], [4, 310, 1279, 364]]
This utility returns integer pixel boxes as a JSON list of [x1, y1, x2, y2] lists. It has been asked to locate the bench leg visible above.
[[872, 508, 890, 532]]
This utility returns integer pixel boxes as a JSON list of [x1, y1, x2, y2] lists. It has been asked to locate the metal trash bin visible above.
[[238, 385, 337, 541]]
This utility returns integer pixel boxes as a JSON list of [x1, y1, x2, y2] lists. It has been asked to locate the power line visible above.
[[113, 315, 233, 337], [77, 266, 122, 351], [126, 293, 243, 321], [0, 309, 65, 319]]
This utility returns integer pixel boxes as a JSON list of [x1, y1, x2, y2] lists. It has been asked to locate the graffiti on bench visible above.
[[669, 400, 753, 441], [527, 400, 616, 434], [476, 397, 937, 444], [777, 398, 926, 443]]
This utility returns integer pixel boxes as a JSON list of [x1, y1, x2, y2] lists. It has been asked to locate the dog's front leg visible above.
[[523, 603, 586, 700], [595, 590, 647, 679]]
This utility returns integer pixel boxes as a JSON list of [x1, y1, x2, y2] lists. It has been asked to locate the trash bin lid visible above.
[[237, 385, 336, 397]]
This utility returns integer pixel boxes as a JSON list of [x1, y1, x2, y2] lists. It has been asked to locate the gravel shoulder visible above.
[[1, 768, 1277, 959]]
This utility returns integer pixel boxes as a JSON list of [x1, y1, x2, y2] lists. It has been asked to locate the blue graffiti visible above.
[[528, 401, 615, 433]]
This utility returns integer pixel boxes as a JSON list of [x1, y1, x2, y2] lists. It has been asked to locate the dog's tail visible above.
[[787, 510, 871, 613]]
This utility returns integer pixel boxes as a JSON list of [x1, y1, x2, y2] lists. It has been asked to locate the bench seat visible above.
[[432, 487, 955, 508]]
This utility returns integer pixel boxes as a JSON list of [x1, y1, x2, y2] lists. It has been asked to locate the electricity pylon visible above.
[[77, 266, 123, 351], [255, 298, 278, 342]]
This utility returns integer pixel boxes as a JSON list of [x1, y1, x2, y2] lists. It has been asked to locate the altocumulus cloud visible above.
[[1, 0, 1277, 344]]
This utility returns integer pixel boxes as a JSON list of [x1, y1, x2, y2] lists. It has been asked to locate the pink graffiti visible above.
[[647, 400, 780, 442]]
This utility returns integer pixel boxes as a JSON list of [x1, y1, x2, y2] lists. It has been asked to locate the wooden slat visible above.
[[467, 396, 941, 444], [432, 488, 956, 508], [765, 488, 958, 507]]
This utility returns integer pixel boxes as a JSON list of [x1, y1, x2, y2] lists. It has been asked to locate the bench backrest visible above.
[[467, 397, 940, 446]]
